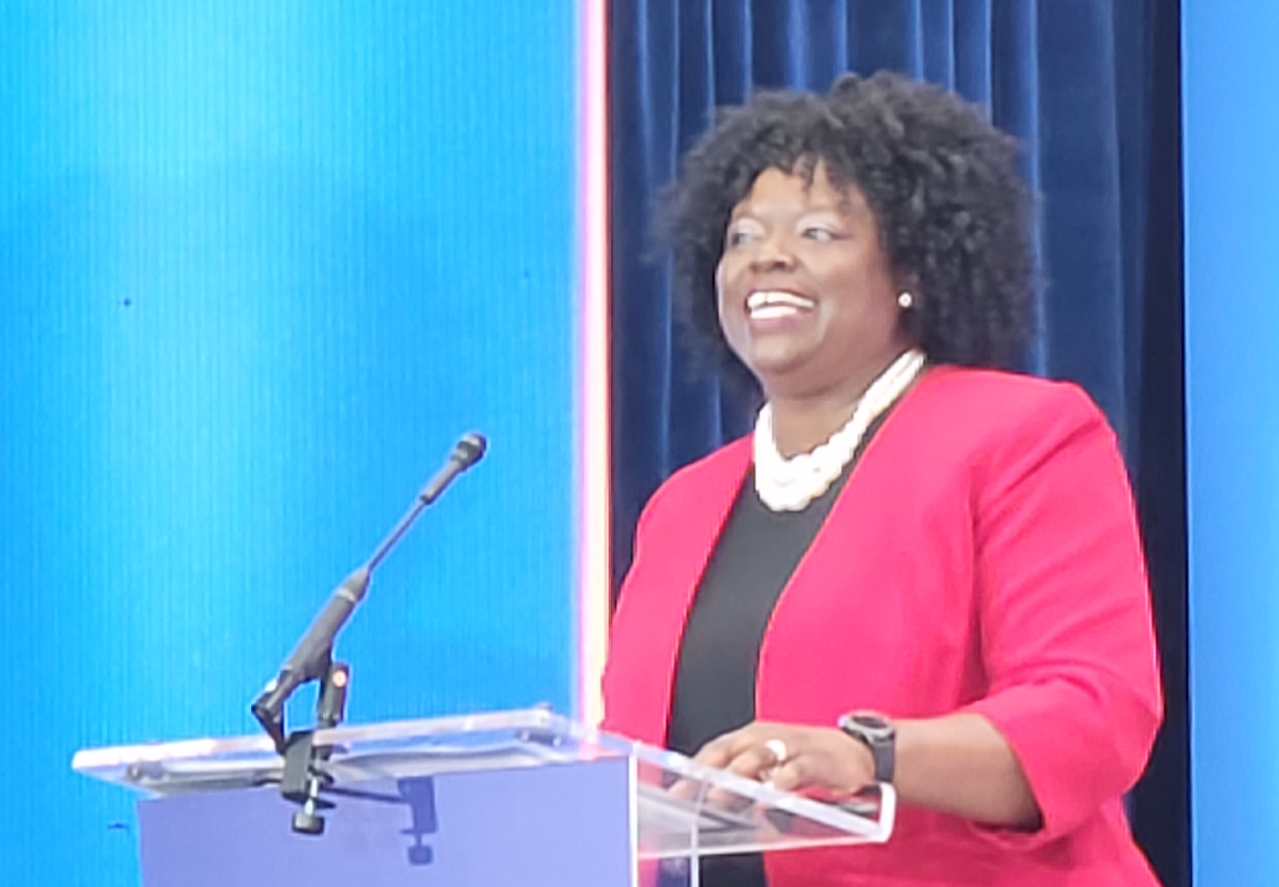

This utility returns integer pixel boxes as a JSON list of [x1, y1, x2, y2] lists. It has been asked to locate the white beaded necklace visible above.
[[753, 348, 926, 512]]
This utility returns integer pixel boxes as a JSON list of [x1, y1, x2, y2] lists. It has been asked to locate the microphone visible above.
[[419, 432, 486, 504], [370, 432, 487, 569], [251, 432, 488, 752]]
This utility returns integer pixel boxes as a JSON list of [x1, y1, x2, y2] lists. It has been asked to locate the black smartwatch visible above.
[[838, 712, 896, 784]]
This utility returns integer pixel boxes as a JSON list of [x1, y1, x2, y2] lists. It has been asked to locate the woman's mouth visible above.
[[746, 290, 817, 321]]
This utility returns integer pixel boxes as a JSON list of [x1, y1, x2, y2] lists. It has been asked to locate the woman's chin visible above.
[[741, 354, 808, 389], [744, 363, 828, 401]]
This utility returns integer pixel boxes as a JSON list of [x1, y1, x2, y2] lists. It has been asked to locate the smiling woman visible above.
[[602, 72, 1163, 887]]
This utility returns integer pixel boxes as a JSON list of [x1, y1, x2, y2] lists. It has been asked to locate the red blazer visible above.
[[603, 367, 1163, 887]]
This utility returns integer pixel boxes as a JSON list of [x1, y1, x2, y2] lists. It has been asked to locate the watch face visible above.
[[845, 713, 894, 739]]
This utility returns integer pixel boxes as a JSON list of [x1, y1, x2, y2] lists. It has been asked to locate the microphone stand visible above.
[[250, 433, 487, 834]]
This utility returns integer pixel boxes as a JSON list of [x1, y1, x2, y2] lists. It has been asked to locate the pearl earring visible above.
[[897, 292, 914, 310]]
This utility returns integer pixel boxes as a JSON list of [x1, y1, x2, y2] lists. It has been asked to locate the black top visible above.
[[665, 462, 853, 758], [663, 415, 888, 887]]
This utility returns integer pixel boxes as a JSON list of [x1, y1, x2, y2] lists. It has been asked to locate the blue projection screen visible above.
[[1184, 2, 1279, 885], [0, 3, 582, 884]]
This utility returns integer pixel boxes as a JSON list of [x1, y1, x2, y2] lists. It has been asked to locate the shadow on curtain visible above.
[[608, 1, 1186, 884]]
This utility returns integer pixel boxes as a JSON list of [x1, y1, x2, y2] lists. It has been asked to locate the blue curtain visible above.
[[608, 1, 1187, 884]]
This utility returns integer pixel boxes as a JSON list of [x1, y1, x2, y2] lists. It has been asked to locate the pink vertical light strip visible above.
[[576, 0, 610, 726]]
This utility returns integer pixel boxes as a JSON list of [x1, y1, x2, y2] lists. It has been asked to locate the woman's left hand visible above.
[[691, 720, 876, 800]]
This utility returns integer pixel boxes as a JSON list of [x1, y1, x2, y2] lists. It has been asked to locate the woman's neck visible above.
[[766, 348, 919, 457], [767, 394, 860, 458]]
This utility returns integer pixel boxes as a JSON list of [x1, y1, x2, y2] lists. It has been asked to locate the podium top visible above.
[[73, 707, 894, 859]]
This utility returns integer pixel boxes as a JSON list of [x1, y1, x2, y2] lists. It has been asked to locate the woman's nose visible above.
[[748, 234, 797, 271]]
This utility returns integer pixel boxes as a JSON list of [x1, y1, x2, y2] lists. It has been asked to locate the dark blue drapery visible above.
[[608, 1, 1187, 884]]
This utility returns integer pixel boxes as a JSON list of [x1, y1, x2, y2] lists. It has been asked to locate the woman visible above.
[[602, 72, 1163, 886]]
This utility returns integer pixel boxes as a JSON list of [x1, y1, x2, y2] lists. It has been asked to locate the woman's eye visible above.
[[803, 226, 837, 241], [726, 229, 757, 247]]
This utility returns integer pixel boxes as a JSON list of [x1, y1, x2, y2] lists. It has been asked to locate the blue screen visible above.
[[0, 2, 580, 883], [1184, 2, 1279, 884]]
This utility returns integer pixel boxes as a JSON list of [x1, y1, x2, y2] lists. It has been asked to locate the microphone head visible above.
[[454, 432, 487, 467]]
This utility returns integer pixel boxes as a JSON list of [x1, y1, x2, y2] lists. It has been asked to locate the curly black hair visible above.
[[659, 71, 1036, 388]]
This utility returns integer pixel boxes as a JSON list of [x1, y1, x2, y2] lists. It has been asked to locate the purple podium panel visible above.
[[137, 758, 634, 887]]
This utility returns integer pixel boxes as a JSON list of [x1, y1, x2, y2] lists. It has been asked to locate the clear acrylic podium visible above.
[[74, 707, 895, 886]]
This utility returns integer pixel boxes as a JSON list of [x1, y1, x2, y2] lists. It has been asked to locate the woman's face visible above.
[[715, 164, 910, 402]]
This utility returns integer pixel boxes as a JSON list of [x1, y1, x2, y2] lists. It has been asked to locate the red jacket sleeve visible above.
[[962, 385, 1163, 840]]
